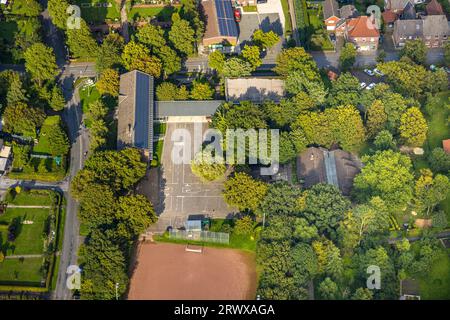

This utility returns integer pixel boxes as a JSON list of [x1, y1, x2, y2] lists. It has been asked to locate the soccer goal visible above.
[[185, 244, 204, 253]]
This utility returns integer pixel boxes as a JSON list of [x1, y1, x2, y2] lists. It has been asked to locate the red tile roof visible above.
[[443, 139, 450, 154], [382, 10, 398, 24], [347, 16, 380, 38], [426, 0, 444, 15]]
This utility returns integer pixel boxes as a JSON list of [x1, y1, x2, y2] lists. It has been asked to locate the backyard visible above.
[[127, 5, 180, 22], [0, 189, 62, 288], [307, 6, 334, 51], [72, 0, 121, 24]]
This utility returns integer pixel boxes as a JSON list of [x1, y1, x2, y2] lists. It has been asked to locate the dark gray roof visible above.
[[323, 0, 340, 19], [400, 1, 416, 20], [155, 100, 225, 118], [117, 70, 154, 155]]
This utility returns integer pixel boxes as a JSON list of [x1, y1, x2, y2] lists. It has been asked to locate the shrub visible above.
[[233, 216, 254, 236]]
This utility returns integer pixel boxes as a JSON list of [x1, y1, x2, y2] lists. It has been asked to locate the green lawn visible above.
[[280, 0, 292, 35], [425, 91, 450, 151], [307, 8, 334, 51], [79, 85, 101, 114], [418, 251, 450, 299], [72, 0, 120, 23], [0, 208, 50, 255], [33, 116, 63, 155], [0, 258, 44, 286], [128, 5, 179, 22], [5, 190, 56, 206], [151, 139, 164, 167]]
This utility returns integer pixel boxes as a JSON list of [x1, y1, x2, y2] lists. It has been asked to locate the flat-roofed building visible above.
[[225, 77, 285, 103]]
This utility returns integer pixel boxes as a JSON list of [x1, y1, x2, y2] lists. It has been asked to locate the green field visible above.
[[418, 251, 450, 299], [72, 0, 120, 23], [0, 258, 44, 286], [33, 116, 64, 155], [425, 91, 450, 151], [5, 190, 56, 207], [0, 208, 49, 255], [128, 5, 179, 22]]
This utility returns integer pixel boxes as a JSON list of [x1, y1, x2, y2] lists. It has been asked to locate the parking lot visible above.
[[351, 68, 385, 90], [149, 122, 234, 231]]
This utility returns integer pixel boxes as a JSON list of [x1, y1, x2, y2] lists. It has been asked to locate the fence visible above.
[[168, 230, 230, 245]]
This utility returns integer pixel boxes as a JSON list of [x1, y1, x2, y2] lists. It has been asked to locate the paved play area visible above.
[[148, 122, 234, 231], [127, 242, 257, 300]]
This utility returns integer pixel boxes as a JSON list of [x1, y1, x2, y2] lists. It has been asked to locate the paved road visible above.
[[37, 0, 91, 301]]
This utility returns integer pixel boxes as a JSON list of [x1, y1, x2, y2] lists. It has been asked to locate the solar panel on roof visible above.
[[214, 0, 238, 37]]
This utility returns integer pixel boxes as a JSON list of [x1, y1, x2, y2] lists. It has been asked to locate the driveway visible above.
[[148, 122, 234, 232]]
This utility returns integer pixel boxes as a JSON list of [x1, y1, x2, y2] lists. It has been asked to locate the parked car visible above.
[[360, 82, 367, 89], [430, 64, 437, 71], [329, 33, 336, 42], [444, 67, 450, 74], [234, 8, 241, 23], [373, 68, 384, 76], [364, 69, 375, 76], [366, 83, 376, 90]]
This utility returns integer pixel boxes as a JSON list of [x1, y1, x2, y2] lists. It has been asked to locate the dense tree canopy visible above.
[[223, 172, 268, 212], [24, 43, 58, 86]]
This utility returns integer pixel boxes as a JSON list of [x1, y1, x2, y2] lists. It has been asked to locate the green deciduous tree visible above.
[[241, 45, 262, 70], [48, 0, 70, 30], [354, 150, 414, 211], [156, 46, 182, 77], [190, 79, 214, 100], [2, 102, 45, 138], [415, 169, 450, 216], [339, 43, 357, 71], [366, 100, 387, 138], [50, 85, 66, 111], [208, 50, 225, 74], [223, 172, 268, 212], [373, 130, 396, 151], [400, 39, 427, 65], [96, 69, 120, 97], [136, 24, 166, 49], [116, 194, 157, 238], [66, 19, 98, 59], [252, 30, 280, 49], [260, 182, 302, 216], [318, 277, 339, 300], [222, 57, 253, 78], [169, 14, 195, 55], [428, 147, 450, 173], [191, 147, 227, 182], [274, 47, 320, 80], [399, 107, 428, 147], [302, 183, 350, 237], [24, 43, 58, 86], [122, 41, 162, 77], [96, 34, 124, 73]]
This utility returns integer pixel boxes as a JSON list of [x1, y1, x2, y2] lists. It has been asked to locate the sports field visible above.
[[127, 242, 257, 300]]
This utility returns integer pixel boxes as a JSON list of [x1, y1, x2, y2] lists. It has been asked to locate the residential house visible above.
[[296, 147, 362, 196], [202, 0, 239, 48], [117, 70, 154, 162], [323, 0, 341, 31], [426, 0, 444, 15], [401, 1, 417, 19], [0, 139, 11, 176], [345, 16, 380, 51], [393, 15, 449, 47], [383, 0, 415, 25], [385, 0, 412, 14]]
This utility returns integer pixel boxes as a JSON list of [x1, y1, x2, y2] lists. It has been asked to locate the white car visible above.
[[364, 69, 375, 76], [360, 82, 367, 89], [366, 83, 376, 90], [373, 68, 384, 76]]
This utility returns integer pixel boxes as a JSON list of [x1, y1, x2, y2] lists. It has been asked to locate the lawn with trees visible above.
[[0, 188, 63, 289]]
